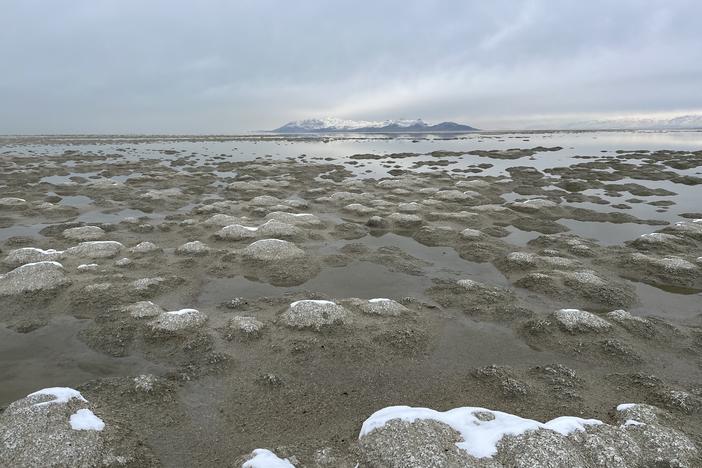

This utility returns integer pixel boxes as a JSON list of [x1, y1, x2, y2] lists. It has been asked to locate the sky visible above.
[[1, 0, 701, 133]]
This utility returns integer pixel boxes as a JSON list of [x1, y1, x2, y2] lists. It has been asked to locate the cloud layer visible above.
[[1, 0, 700, 133]]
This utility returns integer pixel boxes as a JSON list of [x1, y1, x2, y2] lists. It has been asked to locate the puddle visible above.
[[76, 208, 156, 223], [362, 232, 508, 284], [0, 316, 164, 406], [558, 219, 659, 245], [199, 260, 436, 306], [0, 222, 51, 241], [57, 194, 93, 207], [503, 226, 543, 246], [197, 233, 508, 306], [629, 280, 702, 321], [40, 172, 143, 185], [40, 172, 100, 184]]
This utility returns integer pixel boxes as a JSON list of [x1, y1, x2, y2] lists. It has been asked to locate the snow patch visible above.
[[624, 419, 645, 427], [360, 405, 602, 459], [20, 247, 63, 255], [20, 260, 64, 269], [249, 238, 288, 246], [166, 308, 199, 316], [242, 448, 295, 467], [289, 299, 336, 307], [69, 409, 105, 431], [28, 387, 86, 407]]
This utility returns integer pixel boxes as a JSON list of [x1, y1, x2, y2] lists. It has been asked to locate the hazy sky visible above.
[[1, 0, 701, 133]]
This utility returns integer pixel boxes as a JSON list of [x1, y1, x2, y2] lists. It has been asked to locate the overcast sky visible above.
[[1, 0, 701, 133]]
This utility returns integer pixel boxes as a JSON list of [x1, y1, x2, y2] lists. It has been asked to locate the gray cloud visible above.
[[1, 0, 700, 133]]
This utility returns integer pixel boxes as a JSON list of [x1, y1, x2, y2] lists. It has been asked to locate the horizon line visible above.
[[2, 128, 702, 137]]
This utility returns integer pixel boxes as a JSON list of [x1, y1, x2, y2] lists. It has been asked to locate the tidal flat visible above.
[[1, 131, 701, 467]]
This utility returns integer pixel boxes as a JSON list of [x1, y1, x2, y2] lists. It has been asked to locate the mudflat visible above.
[[1, 131, 701, 467]]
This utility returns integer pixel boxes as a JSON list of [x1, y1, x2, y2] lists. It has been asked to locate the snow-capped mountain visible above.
[[564, 114, 702, 130], [281, 118, 427, 131], [272, 118, 477, 133]]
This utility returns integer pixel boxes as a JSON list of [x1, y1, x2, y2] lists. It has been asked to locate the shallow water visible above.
[[4, 131, 702, 175], [503, 226, 542, 246], [76, 208, 156, 223], [199, 261, 437, 306], [628, 278, 702, 321], [0, 222, 51, 242], [557, 219, 658, 245], [0, 316, 163, 405], [197, 233, 507, 307]]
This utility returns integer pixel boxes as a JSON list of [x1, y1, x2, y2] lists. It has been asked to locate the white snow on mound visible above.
[[7, 247, 64, 256], [168, 308, 198, 316], [249, 238, 288, 246], [28, 387, 87, 407], [69, 409, 105, 431], [22, 260, 64, 269], [224, 219, 295, 231], [360, 405, 602, 459], [242, 448, 295, 467], [289, 299, 336, 307]]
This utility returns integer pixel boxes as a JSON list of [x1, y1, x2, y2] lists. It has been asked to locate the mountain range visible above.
[[561, 114, 702, 130], [272, 118, 477, 133]]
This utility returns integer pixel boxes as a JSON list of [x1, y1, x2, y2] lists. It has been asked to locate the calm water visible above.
[[3, 131, 701, 242]]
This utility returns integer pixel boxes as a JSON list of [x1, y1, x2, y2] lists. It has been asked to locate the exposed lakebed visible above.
[[0, 131, 701, 467]]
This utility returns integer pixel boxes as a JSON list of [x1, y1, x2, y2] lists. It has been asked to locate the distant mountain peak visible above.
[[272, 118, 477, 133], [563, 114, 702, 130]]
